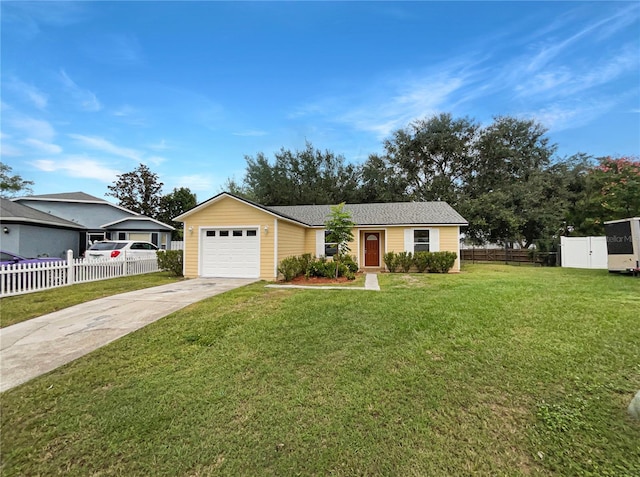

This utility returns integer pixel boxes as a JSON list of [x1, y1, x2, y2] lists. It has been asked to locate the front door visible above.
[[364, 233, 380, 267]]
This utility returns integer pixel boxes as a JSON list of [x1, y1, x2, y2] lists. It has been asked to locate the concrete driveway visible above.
[[0, 278, 257, 393]]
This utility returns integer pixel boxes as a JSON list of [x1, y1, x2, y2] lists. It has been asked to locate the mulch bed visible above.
[[282, 274, 360, 285]]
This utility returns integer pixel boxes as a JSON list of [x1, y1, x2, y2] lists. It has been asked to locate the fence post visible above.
[[66, 249, 74, 285]]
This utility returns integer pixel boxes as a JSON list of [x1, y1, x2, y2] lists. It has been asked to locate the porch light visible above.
[[264, 225, 269, 234], [188, 226, 194, 234], [3, 227, 8, 234]]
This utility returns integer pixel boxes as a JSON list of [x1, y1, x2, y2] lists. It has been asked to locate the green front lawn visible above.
[[0, 272, 184, 328], [1, 265, 639, 476]]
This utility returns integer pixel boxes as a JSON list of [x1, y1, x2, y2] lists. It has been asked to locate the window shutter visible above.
[[429, 228, 440, 252], [404, 229, 413, 253], [316, 230, 325, 257]]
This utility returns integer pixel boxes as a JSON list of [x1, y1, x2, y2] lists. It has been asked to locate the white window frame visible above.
[[404, 228, 440, 253]]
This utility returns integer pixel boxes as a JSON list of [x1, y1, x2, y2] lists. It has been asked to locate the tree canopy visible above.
[[234, 141, 361, 205], [0, 162, 34, 198], [106, 163, 164, 218], [158, 187, 198, 239]]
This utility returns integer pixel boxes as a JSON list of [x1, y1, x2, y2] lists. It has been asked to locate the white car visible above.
[[84, 240, 159, 261]]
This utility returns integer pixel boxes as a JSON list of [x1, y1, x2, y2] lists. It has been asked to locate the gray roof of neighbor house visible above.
[[16, 191, 110, 203], [268, 202, 468, 226], [0, 198, 85, 229]]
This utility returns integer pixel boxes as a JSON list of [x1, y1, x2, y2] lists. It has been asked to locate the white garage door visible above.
[[201, 228, 260, 278]]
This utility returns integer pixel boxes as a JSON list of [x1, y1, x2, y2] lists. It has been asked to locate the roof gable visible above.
[[173, 192, 308, 225], [14, 192, 137, 215], [102, 216, 175, 230], [0, 198, 86, 229]]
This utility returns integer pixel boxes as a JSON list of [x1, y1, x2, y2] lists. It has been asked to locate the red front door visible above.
[[364, 233, 380, 267]]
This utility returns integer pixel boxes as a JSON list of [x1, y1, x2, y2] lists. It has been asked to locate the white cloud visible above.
[[527, 98, 618, 132], [59, 69, 102, 112], [232, 130, 268, 137], [173, 174, 215, 193], [9, 116, 55, 142], [0, 143, 23, 157], [68, 134, 142, 161], [148, 139, 169, 151], [22, 138, 62, 154], [6, 77, 48, 109], [32, 157, 120, 183]]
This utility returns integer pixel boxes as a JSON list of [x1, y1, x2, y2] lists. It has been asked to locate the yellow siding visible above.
[[439, 226, 461, 271], [383, 225, 462, 272], [304, 229, 317, 255], [386, 227, 406, 253], [277, 220, 307, 261], [182, 196, 277, 280]]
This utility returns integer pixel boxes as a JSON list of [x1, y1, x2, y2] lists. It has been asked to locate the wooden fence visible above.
[[461, 248, 555, 265], [0, 250, 160, 297]]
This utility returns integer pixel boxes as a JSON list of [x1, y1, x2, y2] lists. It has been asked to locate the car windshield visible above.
[[89, 242, 127, 250]]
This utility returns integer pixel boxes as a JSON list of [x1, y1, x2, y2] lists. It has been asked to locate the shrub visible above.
[[397, 251, 413, 273], [341, 254, 359, 273], [384, 252, 398, 272], [414, 251, 431, 273], [306, 256, 329, 278], [305, 256, 354, 280], [428, 251, 457, 273], [278, 256, 304, 281], [157, 250, 184, 277]]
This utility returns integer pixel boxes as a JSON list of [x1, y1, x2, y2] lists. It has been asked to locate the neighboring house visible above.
[[0, 198, 85, 259], [174, 192, 468, 280], [10, 192, 174, 257]]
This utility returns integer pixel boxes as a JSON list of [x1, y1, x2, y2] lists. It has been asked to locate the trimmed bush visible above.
[[414, 251, 430, 273], [384, 252, 398, 272], [157, 250, 184, 277], [341, 254, 359, 273], [428, 251, 457, 273], [278, 256, 304, 281], [397, 251, 413, 273]]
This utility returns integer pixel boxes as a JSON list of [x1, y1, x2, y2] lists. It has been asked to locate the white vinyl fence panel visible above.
[[0, 250, 160, 297], [560, 236, 608, 269]]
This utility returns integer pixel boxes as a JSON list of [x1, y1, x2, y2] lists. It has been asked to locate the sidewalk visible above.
[[0, 278, 256, 392]]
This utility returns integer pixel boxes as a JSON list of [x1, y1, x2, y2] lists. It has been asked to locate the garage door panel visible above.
[[201, 228, 260, 278]]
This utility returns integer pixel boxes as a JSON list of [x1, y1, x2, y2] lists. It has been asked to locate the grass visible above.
[[1, 264, 639, 476], [0, 272, 184, 328]]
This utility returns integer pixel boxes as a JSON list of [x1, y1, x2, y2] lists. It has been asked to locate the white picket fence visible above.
[[0, 250, 160, 297]]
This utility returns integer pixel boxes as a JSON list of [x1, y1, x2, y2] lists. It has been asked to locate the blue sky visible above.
[[1, 1, 639, 202]]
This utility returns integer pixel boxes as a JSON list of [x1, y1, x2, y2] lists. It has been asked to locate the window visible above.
[[118, 232, 127, 240], [206, 230, 216, 237], [246, 230, 257, 237], [233, 230, 243, 237], [324, 230, 338, 257], [219, 230, 229, 237], [414, 230, 430, 252]]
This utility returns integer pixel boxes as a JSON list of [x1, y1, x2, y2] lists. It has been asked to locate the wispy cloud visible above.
[[59, 69, 102, 112], [9, 116, 56, 142], [83, 33, 143, 66], [148, 139, 169, 151], [6, 77, 48, 110], [232, 130, 268, 137], [32, 157, 120, 183], [526, 97, 619, 132], [111, 105, 147, 126], [22, 138, 62, 155], [173, 174, 215, 193], [68, 134, 142, 161]]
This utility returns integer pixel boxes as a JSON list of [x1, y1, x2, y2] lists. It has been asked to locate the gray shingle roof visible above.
[[268, 202, 468, 226], [16, 192, 107, 203], [0, 198, 85, 229]]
